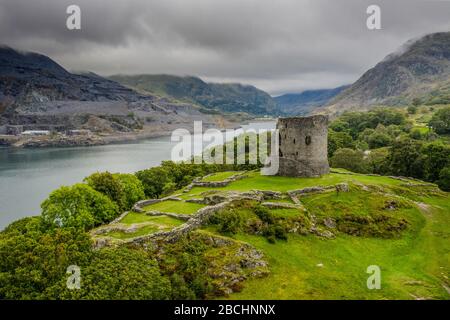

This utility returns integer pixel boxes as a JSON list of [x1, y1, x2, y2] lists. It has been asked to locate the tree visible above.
[[0, 219, 171, 300], [114, 173, 145, 210], [329, 120, 349, 132], [328, 130, 354, 158], [365, 147, 390, 174], [0, 220, 92, 299], [437, 167, 450, 192], [49, 248, 172, 300], [409, 128, 423, 140], [333, 108, 406, 139], [367, 131, 392, 149], [422, 142, 450, 182], [330, 148, 368, 173], [387, 138, 425, 178], [41, 183, 119, 230], [412, 97, 421, 107], [84, 172, 124, 210], [136, 167, 171, 198], [407, 105, 418, 114], [429, 107, 450, 134]]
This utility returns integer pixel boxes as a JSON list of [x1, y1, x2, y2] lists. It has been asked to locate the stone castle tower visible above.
[[277, 115, 330, 177]]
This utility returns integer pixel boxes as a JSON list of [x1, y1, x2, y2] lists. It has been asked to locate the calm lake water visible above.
[[0, 121, 275, 229]]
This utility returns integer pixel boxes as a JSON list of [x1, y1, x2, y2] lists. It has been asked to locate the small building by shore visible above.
[[21, 130, 51, 136]]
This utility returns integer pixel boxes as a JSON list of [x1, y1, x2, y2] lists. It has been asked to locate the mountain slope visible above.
[[275, 85, 349, 115], [323, 32, 450, 114], [110, 74, 278, 115], [0, 47, 214, 134]]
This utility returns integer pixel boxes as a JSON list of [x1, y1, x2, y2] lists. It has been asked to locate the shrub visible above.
[[437, 167, 450, 192], [409, 128, 423, 140], [210, 209, 245, 234], [335, 213, 408, 238], [331, 148, 368, 173], [254, 205, 275, 224]]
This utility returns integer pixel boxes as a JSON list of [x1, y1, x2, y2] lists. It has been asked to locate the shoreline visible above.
[[0, 119, 272, 149]]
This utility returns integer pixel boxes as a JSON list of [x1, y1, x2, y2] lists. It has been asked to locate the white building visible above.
[[21, 130, 51, 136]]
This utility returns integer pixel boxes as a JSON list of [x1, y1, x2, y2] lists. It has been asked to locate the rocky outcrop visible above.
[[335, 183, 350, 193]]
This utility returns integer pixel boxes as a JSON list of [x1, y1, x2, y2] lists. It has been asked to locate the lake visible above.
[[0, 121, 275, 229]]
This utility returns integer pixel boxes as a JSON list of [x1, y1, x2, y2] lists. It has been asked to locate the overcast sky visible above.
[[0, 0, 449, 95]]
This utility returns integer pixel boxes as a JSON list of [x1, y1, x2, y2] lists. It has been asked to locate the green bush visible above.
[[0, 222, 92, 299], [335, 213, 408, 238], [331, 148, 368, 173], [41, 183, 119, 230], [437, 167, 450, 191], [254, 205, 275, 224], [210, 209, 245, 234]]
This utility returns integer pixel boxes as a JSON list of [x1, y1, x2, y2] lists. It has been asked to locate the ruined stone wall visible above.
[[277, 115, 329, 177]]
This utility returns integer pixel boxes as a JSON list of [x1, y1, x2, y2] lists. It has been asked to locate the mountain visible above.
[[0, 47, 215, 135], [109, 74, 278, 115], [274, 85, 349, 115], [322, 32, 450, 114]]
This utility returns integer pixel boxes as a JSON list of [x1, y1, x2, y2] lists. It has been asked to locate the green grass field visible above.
[[142, 200, 205, 214], [202, 171, 242, 182], [104, 225, 160, 239], [184, 171, 410, 196], [103, 215, 185, 240], [98, 169, 449, 299], [222, 194, 449, 299], [120, 212, 186, 226], [183, 171, 449, 300]]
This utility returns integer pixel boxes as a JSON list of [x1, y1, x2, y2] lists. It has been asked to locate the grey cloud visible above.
[[0, 0, 449, 94]]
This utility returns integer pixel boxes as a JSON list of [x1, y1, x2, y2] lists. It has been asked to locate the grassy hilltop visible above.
[[93, 169, 449, 300]]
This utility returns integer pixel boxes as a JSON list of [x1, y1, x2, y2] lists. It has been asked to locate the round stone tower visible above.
[[277, 115, 329, 177]]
